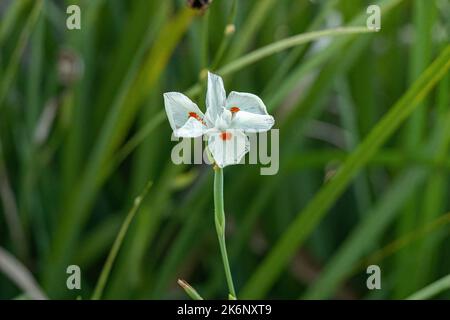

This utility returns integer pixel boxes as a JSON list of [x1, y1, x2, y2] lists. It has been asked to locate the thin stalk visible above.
[[214, 167, 236, 299], [407, 274, 450, 300]]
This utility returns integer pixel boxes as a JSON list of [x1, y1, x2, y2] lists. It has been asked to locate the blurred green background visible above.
[[0, 0, 449, 299]]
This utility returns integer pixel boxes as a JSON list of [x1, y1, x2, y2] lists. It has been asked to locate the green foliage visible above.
[[0, 0, 449, 299]]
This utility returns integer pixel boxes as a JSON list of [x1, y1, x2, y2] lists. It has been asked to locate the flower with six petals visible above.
[[163, 72, 275, 168]]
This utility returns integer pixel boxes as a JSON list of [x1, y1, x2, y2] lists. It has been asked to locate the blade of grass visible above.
[[91, 181, 152, 300]]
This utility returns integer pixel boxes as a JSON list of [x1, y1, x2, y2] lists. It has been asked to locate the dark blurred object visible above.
[[187, 0, 212, 10]]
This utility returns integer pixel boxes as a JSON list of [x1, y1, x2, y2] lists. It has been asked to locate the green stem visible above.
[[214, 167, 236, 299]]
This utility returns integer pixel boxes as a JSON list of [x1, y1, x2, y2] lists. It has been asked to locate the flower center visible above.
[[188, 112, 206, 125], [220, 131, 232, 141], [230, 106, 240, 113]]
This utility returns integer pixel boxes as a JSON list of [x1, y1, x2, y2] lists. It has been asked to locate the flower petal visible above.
[[205, 72, 226, 125], [230, 110, 275, 132], [163, 92, 205, 131], [226, 91, 269, 115], [175, 116, 207, 138], [207, 129, 249, 168]]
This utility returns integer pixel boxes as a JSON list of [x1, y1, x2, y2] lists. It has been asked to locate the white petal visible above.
[[163, 92, 205, 131], [175, 117, 207, 138], [226, 91, 269, 115], [205, 72, 226, 125], [207, 129, 249, 168], [230, 111, 275, 132]]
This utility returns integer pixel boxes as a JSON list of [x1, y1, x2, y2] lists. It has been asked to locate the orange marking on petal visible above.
[[188, 112, 206, 125], [230, 106, 240, 113], [220, 131, 232, 141]]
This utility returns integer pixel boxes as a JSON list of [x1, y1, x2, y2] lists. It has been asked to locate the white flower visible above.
[[163, 72, 275, 168]]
